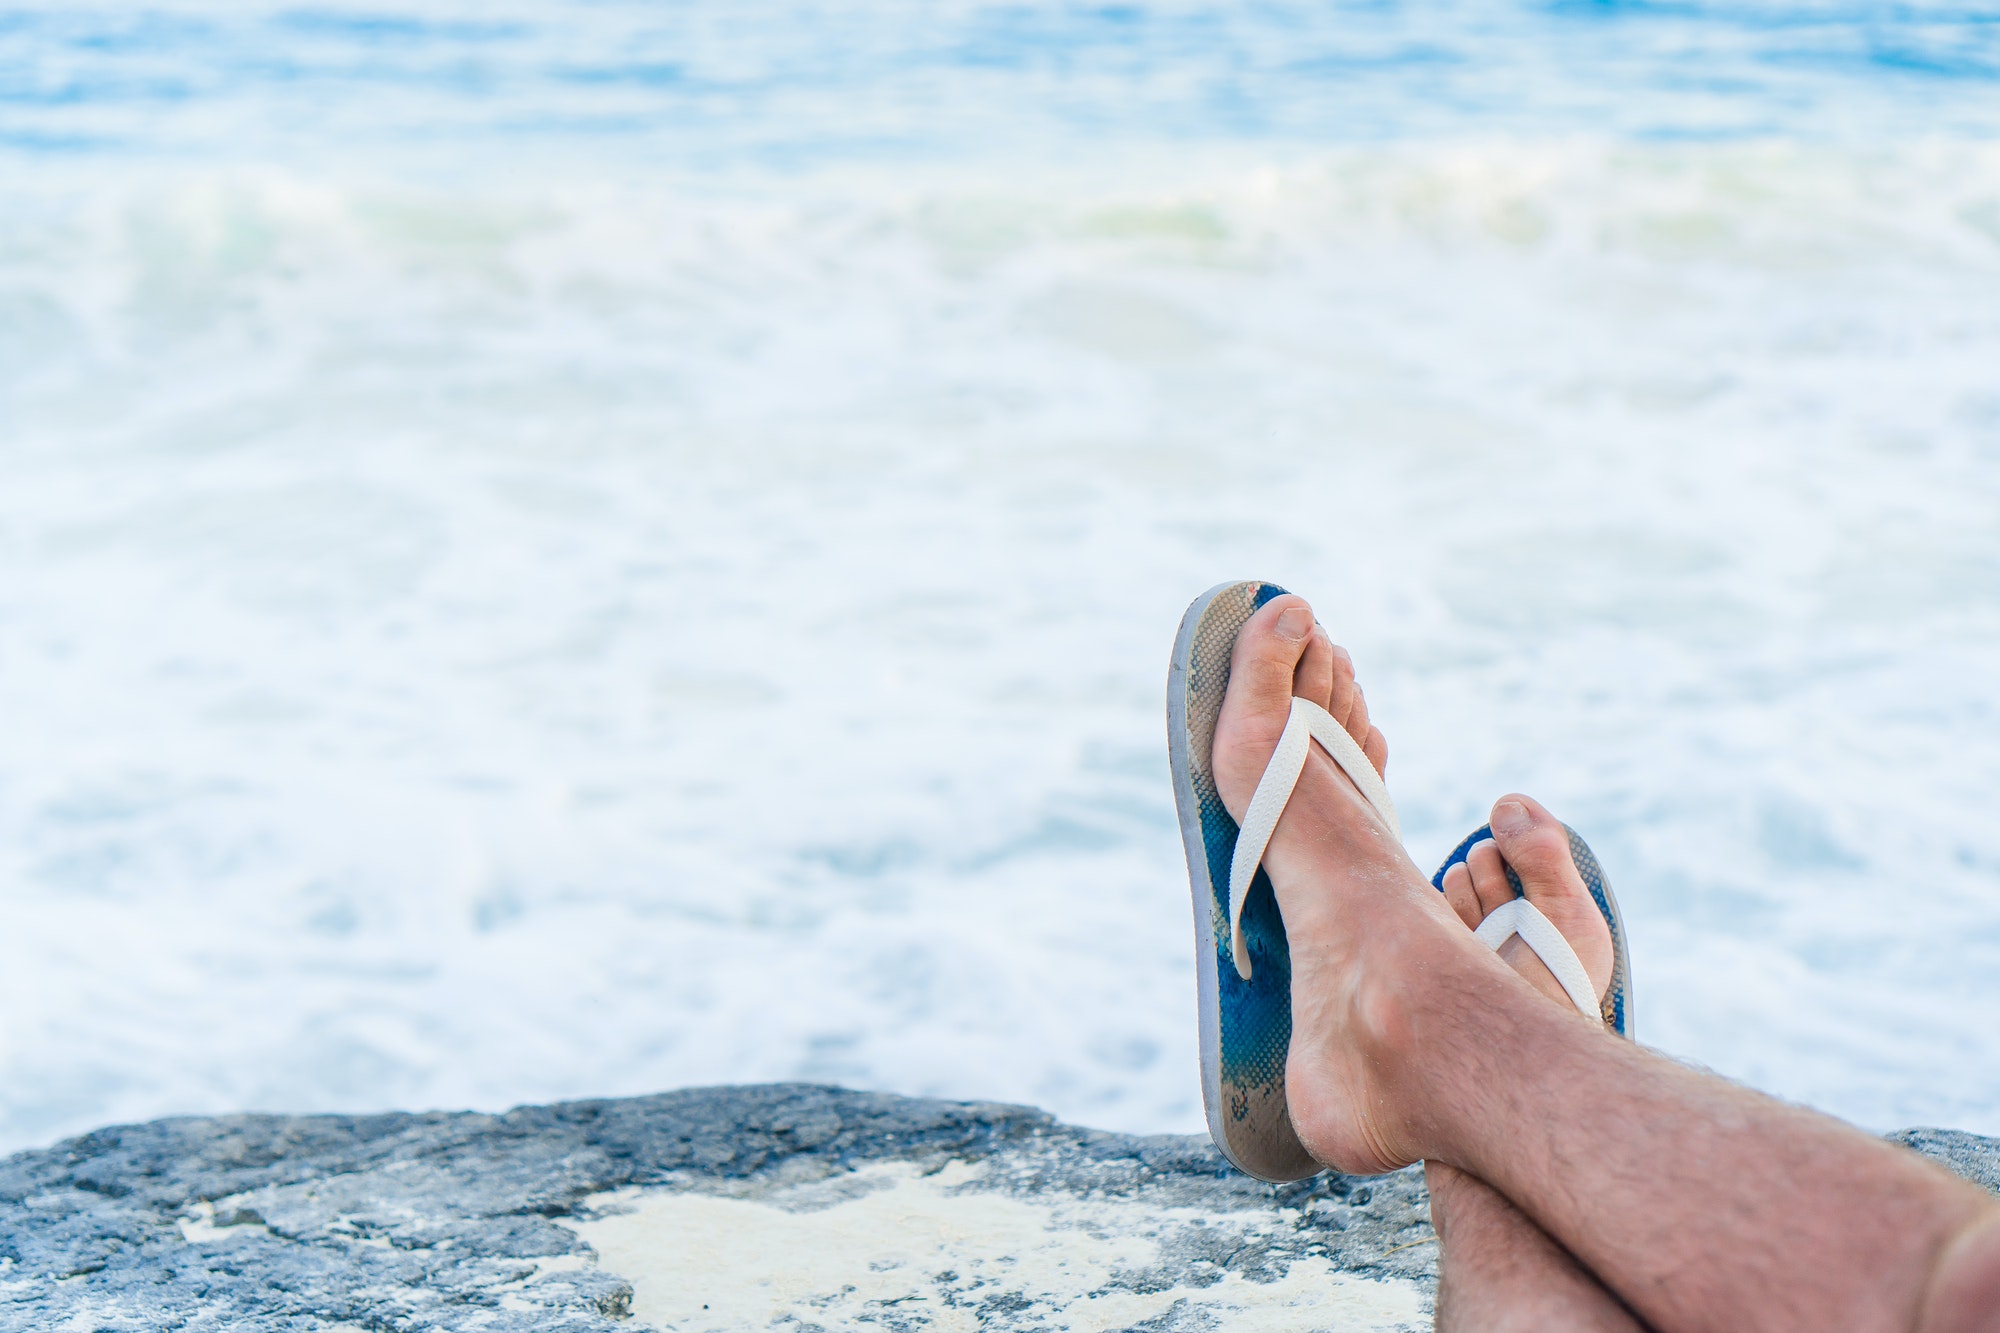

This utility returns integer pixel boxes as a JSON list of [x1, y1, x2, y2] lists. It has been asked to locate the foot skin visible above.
[[1211, 594, 1503, 1174], [1430, 804, 1644, 1332], [1211, 593, 2000, 1331], [1215, 606, 1639, 1326], [1439, 795, 1614, 1017]]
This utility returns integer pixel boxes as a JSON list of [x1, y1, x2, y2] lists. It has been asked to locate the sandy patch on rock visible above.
[[564, 1160, 1425, 1331]]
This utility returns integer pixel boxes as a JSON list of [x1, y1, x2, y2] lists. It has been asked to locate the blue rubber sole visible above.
[[1170, 580, 1316, 1182]]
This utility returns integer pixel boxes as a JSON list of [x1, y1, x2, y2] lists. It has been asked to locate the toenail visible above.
[[1275, 606, 1312, 642], [1491, 800, 1532, 837]]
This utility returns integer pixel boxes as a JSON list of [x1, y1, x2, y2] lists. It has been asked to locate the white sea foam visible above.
[[2, 141, 1999, 1152]]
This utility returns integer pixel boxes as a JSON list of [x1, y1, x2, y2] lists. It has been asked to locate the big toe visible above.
[[1484, 794, 1614, 1009], [1230, 595, 1317, 713], [1488, 796, 1578, 889], [1211, 595, 1318, 819]]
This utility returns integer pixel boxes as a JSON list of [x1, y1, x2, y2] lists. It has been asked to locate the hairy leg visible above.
[[1921, 1213, 2000, 1333], [1210, 595, 2000, 1333], [1430, 1161, 1647, 1332], [1429, 797, 1647, 1331]]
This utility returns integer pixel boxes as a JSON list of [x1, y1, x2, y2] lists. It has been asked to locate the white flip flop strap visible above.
[[1475, 897, 1599, 1021], [1227, 696, 1401, 980]]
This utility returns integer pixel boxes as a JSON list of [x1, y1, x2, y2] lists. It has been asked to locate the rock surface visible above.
[[0, 1085, 1993, 1332]]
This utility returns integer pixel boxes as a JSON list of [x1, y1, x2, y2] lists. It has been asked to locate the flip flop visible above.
[[1170, 579, 1367, 1181], [1169, 580, 1635, 1183], [1431, 825, 1634, 1040]]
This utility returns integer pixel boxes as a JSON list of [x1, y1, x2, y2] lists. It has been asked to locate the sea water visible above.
[[2, 2, 1999, 1154]]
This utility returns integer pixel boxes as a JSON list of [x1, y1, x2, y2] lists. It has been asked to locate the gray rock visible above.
[[1890, 1127, 2000, 1195], [0, 1085, 1992, 1332]]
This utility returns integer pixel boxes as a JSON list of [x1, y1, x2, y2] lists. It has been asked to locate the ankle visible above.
[[1287, 921, 1470, 1173]]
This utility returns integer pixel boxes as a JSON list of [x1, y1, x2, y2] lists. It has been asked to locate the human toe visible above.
[[1440, 862, 1481, 929], [1488, 796, 1587, 897], [1227, 595, 1315, 706], [1294, 624, 1337, 714], [1361, 725, 1387, 779], [1464, 837, 1516, 918], [1323, 642, 1387, 777], [1327, 643, 1358, 728], [1212, 595, 1318, 820], [1486, 794, 1613, 1003]]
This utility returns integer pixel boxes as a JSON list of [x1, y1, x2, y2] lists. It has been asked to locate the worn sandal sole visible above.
[[1169, 579, 1319, 1181]]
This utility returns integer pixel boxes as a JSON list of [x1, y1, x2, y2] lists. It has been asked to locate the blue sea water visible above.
[[5, 2, 1999, 161], [2, 2, 1999, 1153]]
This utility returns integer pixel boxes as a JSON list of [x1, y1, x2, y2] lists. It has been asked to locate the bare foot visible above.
[[1207, 591, 2000, 1333], [1209, 593, 1494, 1175], [1439, 794, 1614, 1018], [1206, 594, 2000, 1333]]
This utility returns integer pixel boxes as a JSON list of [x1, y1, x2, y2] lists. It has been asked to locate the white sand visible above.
[[564, 1161, 1426, 1331]]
